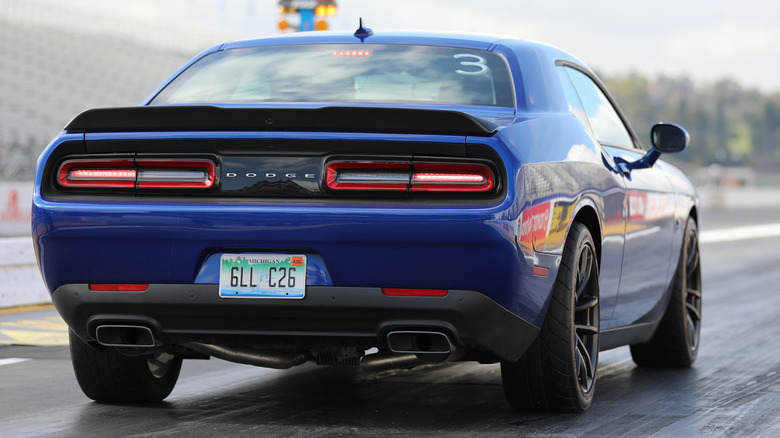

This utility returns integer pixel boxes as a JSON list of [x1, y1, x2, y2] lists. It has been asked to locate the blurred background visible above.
[[2, 0, 780, 237]]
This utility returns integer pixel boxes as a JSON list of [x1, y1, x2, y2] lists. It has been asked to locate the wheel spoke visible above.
[[575, 247, 593, 297], [686, 241, 700, 278], [686, 302, 701, 320], [686, 287, 701, 298], [686, 314, 698, 348], [147, 353, 174, 379], [575, 323, 598, 336], [686, 255, 699, 278], [576, 335, 594, 390], [576, 249, 587, 284], [575, 296, 598, 312]]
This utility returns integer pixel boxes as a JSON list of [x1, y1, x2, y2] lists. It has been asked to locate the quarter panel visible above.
[[481, 115, 627, 327]]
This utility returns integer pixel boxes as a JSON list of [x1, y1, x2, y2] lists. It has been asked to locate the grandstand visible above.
[[0, 2, 208, 181]]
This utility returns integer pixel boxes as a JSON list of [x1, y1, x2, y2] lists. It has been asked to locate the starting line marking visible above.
[[700, 223, 780, 244], [0, 316, 69, 346], [0, 358, 30, 367]]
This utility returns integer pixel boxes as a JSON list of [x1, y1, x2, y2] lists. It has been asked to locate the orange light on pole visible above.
[[315, 20, 329, 31]]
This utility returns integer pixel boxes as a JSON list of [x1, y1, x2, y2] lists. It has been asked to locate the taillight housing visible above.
[[326, 160, 495, 193], [57, 158, 216, 190]]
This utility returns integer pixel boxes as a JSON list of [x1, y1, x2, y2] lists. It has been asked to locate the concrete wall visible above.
[[0, 237, 50, 307], [1, 183, 49, 307], [0, 182, 32, 238]]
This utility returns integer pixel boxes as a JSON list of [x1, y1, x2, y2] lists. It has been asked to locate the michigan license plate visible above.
[[219, 254, 307, 299]]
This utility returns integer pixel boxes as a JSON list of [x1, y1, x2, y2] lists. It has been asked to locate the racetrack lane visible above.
[[1, 208, 779, 437]]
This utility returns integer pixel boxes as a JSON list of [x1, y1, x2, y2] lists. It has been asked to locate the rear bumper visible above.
[[52, 284, 540, 362]]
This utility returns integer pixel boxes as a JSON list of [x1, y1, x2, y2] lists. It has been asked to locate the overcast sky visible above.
[[35, 0, 780, 93], [330, 0, 780, 92]]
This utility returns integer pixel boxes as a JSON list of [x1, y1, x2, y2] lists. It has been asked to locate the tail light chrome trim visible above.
[[136, 159, 216, 189], [326, 161, 410, 191]]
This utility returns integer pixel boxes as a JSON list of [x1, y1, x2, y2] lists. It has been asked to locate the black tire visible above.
[[631, 217, 702, 367], [501, 222, 600, 412], [69, 330, 182, 403]]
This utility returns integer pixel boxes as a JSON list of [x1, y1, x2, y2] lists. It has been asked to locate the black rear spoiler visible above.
[[65, 106, 499, 137]]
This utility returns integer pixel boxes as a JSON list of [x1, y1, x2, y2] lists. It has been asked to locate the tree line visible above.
[[603, 73, 780, 171]]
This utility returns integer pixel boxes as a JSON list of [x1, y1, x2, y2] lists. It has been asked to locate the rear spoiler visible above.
[[65, 106, 499, 137]]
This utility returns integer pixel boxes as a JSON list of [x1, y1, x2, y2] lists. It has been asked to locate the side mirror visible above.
[[622, 122, 690, 173], [651, 123, 690, 153]]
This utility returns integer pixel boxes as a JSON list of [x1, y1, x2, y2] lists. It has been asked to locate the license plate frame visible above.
[[219, 253, 306, 299]]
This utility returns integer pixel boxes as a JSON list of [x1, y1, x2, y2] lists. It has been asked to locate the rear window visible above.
[[150, 44, 515, 107]]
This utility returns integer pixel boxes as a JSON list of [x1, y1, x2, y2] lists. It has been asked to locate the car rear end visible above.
[[33, 36, 544, 370]]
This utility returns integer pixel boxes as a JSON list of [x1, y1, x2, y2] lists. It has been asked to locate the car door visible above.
[[562, 66, 676, 329]]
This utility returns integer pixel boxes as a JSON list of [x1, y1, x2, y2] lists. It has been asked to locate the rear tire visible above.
[[501, 222, 600, 412], [69, 330, 182, 403], [631, 217, 701, 367]]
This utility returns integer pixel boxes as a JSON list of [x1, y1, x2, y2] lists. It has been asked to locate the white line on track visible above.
[[0, 358, 30, 367], [700, 223, 780, 244]]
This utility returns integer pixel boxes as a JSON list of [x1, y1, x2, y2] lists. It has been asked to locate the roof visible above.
[[224, 30, 524, 51]]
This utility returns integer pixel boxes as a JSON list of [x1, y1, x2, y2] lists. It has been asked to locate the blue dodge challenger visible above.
[[33, 27, 701, 412]]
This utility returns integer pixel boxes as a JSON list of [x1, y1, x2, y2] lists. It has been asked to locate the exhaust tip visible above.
[[386, 330, 453, 354], [95, 325, 156, 347]]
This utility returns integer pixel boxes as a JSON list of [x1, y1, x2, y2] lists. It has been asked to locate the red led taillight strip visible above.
[[57, 158, 215, 190], [410, 163, 494, 192], [325, 161, 495, 193], [58, 159, 136, 188]]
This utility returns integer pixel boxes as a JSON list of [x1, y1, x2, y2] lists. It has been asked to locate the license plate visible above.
[[219, 254, 307, 299]]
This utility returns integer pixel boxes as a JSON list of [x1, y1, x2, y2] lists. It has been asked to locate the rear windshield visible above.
[[150, 44, 515, 107]]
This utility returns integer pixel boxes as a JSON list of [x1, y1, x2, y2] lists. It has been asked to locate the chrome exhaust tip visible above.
[[95, 325, 156, 348], [386, 330, 453, 354]]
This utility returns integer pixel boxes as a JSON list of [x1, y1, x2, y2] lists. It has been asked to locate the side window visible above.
[[564, 67, 635, 149], [556, 67, 590, 131]]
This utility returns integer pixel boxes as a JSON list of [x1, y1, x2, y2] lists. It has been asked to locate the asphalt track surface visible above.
[[1, 208, 779, 437]]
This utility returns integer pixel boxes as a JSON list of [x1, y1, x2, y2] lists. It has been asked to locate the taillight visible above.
[[58, 159, 215, 190], [326, 161, 409, 191], [326, 161, 495, 193], [136, 159, 215, 189], [410, 163, 494, 192], [57, 159, 136, 188]]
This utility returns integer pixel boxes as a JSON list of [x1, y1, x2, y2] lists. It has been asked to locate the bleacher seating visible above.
[[0, 13, 192, 180]]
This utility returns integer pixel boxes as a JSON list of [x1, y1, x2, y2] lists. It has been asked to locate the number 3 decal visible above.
[[454, 53, 489, 75]]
